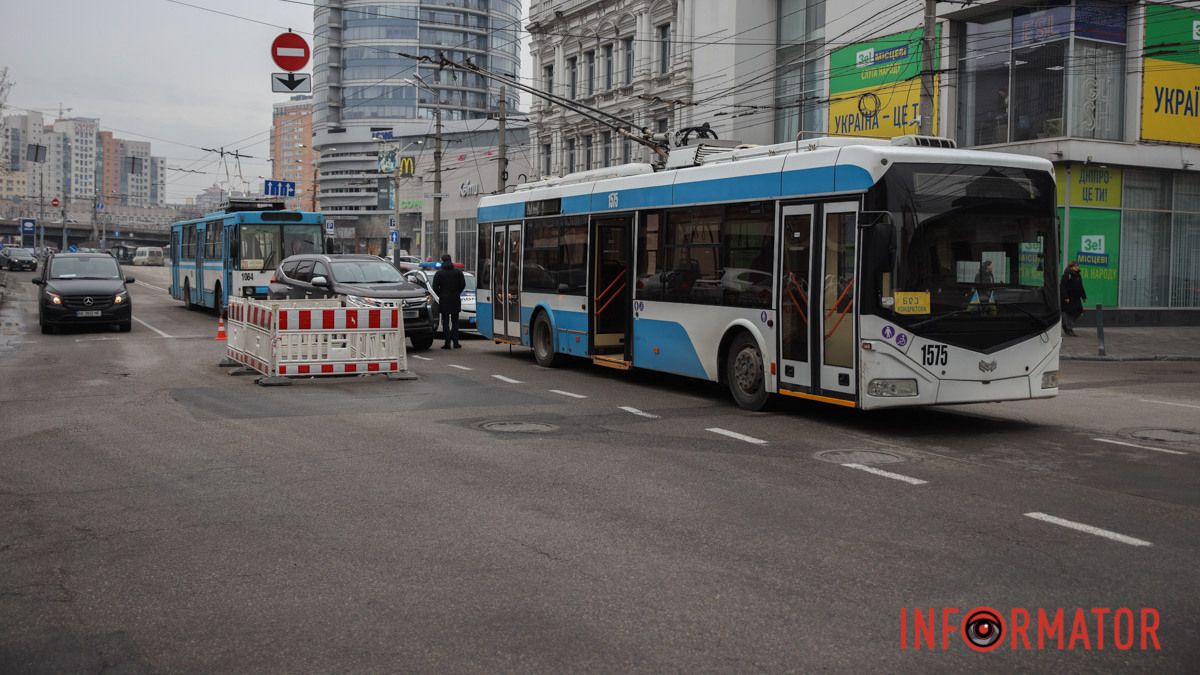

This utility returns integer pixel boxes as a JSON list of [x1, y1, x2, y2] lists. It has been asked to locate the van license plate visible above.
[[76, 310, 102, 317]]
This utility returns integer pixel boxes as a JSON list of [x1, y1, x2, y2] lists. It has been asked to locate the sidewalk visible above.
[[1060, 325, 1200, 361]]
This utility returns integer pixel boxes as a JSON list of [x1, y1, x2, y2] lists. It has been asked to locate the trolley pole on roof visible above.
[[919, 0, 936, 136]]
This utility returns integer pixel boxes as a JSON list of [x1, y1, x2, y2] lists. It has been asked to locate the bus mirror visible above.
[[858, 211, 892, 228]]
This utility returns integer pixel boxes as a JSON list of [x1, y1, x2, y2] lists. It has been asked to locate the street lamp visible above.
[[375, 134, 423, 267], [406, 75, 443, 260]]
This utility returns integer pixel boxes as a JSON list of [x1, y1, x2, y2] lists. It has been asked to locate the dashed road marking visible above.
[[841, 463, 928, 485], [550, 389, 587, 399], [136, 280, 170, 294], [1093, 437, 1186, 456], [1138, 398, 1200, 411], [1024, 512, 1152, 547], [619, 406, 659, 419], [706, 427, 767, 445], [132, 316, 172, 338], [492, 374, 523, 384], [448, 364, 473, 371], [411, 354, 432, 361]]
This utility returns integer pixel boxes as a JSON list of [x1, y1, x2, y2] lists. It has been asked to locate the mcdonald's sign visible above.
[[397, 155, 416, 178]]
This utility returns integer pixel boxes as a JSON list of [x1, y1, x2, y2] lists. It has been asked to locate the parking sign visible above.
[[325, 219, 335, 234]]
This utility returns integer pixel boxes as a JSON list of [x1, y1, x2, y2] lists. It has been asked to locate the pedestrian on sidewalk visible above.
[[1061, 261, 1087, 337], [433, 253, 465, 349]]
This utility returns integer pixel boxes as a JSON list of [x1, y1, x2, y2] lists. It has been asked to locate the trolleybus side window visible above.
[[636, 203, 773, 308], [523, 216, 587, 294]]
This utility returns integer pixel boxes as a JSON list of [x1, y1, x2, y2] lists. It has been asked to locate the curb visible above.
[[1062, 354, 1200, 362]]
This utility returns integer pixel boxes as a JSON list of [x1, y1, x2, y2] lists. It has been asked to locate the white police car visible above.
[[402, 261, 478, 332]]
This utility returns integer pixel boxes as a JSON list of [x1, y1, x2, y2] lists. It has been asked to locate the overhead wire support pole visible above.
[[497, 85, 507, 194], [433, 99, 443, 260], [919, 0, 936, 136]]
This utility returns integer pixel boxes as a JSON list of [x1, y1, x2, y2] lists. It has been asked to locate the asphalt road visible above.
[[1, 266, 1198, 672]]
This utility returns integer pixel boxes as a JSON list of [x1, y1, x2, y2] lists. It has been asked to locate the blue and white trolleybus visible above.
[[475, 136, 1061, 410], [168, 198, 324, 314]]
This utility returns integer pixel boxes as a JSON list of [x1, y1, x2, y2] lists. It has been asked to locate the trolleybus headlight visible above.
[[867, 378, 918, 397], [1041, 370, 1059, 389]]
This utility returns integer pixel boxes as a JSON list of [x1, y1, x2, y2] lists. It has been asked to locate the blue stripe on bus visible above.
[[482, 164, 878, 222], [673, 172, 782, 204], [589, 184, 674, 211], [560, 195, 591, 215], [478, 202, 524, 222], [632, 319, 707, 379]]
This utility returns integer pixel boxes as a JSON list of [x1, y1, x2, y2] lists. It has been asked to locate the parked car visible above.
[[2, 247, 38, 271], [32, 253, 133, 333], [402, 263, 478, 333], [132, 246, 164, 266], [268, 254, 436, 350]]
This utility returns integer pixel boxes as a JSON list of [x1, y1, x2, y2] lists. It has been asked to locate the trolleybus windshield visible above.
[[861, 163, 1059, 352]]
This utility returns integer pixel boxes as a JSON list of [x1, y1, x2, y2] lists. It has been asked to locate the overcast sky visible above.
[[0, 0, 530, 203]]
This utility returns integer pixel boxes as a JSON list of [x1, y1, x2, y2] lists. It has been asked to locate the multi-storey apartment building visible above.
[[271, 96, 316, 210]]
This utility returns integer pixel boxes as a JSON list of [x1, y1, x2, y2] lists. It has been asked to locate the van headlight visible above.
[[114, 291, 129, 304], [1041, 370, 1059, 389], [867, 378, 918, 397]]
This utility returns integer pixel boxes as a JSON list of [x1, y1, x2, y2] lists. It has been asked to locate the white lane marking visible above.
[[448, 364, 473, 371], [1139, 398, 1200, 411], [1024, 512, 1152, 547], [706, 427, 767, 445], [619, 406, 660, 419], [132, 316, 172, 338], [550, 389, 587, 399], [136, 280, 170, 294], [841, 463, 928, 485], [492, 374, 523, 384], [410, 354, 432, 361], [1093, 437, 1187, 456], [75, 336, 120, 342]]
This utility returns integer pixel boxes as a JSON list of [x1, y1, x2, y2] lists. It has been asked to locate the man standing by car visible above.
[[432, 254, 465, 349]]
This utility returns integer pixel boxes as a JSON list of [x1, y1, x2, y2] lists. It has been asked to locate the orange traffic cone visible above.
[[214, 316, 227, 341]]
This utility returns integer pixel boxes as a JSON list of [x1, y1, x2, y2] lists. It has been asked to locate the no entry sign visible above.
[[271, 32, 310, 72], [50, 198, 60, 208]]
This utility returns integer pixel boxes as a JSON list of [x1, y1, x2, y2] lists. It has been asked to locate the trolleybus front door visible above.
[[778, 205, 815, 389], [590, 214, 633, 365], [778, 202, 858, 399], [817, 202, 858, 397], [492, 223, 522, 342]]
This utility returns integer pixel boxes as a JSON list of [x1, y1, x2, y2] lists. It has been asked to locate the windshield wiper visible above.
[[908, 306, 981, 330], [998, 302, 1053, 330], [260, 250, 276, 273]]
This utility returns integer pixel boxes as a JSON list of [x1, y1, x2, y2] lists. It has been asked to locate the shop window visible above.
[[1171, 173, 1200, 308]]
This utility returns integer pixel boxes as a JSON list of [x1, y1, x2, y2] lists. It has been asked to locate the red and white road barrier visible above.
[[225, 297, 413, 384]]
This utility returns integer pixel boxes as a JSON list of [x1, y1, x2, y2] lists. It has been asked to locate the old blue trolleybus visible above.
[[168, 198, 324, 314]]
